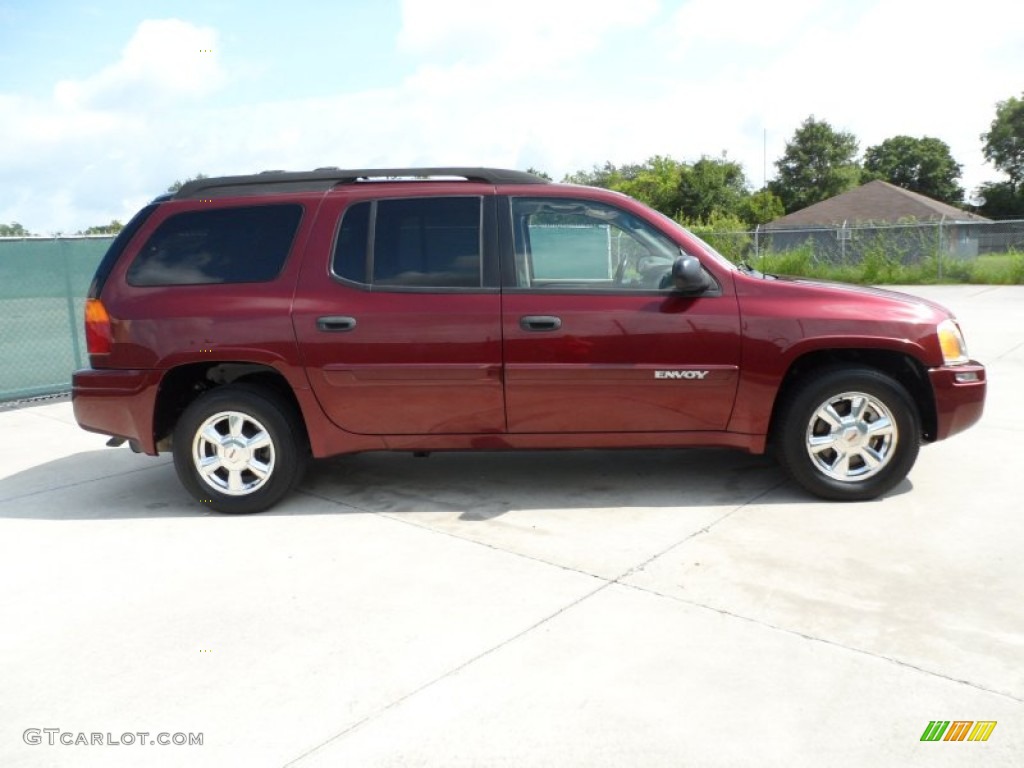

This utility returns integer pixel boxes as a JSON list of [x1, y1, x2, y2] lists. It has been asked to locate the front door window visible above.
[[511, 198, 681, 292]]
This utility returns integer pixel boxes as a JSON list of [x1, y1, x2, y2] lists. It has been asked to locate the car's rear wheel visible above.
[[775, 367, 920, 501], [172, 384, 308, 513]]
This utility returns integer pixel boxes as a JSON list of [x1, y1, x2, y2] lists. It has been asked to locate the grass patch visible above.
[[969, 252, 1024, 284], [754, 247, 1024, 285]]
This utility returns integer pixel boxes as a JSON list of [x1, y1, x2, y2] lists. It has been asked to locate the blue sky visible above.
[[1, 0, 1022, 233]]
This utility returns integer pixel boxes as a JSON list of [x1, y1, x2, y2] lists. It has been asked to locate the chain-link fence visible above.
[[3, 219, 1023, 402], [698, 219, 1024, 273], [0, 236, 114, 402]]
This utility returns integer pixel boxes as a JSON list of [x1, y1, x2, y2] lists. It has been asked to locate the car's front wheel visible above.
[[172, 384, 308, 513], [775, 367, 921, 501]]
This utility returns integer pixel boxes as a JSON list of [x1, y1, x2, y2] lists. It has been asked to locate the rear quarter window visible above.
[[126, 204, 303, 286]]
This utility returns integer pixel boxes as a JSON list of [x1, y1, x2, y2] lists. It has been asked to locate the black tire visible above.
[[774, 367, 920, 501], [172, 384, 308, 513]]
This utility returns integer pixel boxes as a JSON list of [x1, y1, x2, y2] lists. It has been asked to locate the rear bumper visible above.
[[72, 368, 162, 454], [928, 361, 986, 441]]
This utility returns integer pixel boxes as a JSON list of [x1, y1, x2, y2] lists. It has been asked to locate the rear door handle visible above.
[[317, 316, 357, 332], [520, 315, 562, 332]]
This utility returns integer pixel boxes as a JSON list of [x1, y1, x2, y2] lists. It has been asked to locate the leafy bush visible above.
[[758, 243, 818, 276], [858, 237, 907, 283], [680, 212, 752, 264]]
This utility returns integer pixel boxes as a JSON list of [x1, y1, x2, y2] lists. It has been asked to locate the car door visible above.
[[500, 195, 741, 433], [292, 189, 505, 435]]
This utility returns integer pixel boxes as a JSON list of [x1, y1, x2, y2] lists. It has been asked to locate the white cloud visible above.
[[0, 19, 228, 231], [53, 19, 224, 110], [1, 3, 1023, 233], [399, 0, 659, 71], [658, 0, 1024, 195], [670, 0, 825, 48]]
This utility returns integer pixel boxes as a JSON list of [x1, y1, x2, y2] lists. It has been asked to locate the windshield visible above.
[[643, 207, 739, 271]]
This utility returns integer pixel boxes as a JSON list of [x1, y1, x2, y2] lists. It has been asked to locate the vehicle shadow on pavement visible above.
[[0, 446, 908, 521], [0, 446, 826, 520], [295, 448, 823, 520], [0, 449, 190, 519]]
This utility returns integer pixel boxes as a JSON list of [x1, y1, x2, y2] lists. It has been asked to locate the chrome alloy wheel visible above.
[[804, 391, 897, 483], [191, 410, 276, 496]]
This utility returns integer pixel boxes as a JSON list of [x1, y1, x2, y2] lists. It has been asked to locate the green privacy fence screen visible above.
[[0, 236, 114, 402]]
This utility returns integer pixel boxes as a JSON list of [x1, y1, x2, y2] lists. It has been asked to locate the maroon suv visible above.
[[72, 167, 986, 512]]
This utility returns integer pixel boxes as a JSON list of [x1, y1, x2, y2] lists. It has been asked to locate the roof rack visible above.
[[173, 167, 549, 199]]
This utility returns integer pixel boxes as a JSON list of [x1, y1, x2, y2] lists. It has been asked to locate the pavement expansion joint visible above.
[[614, 478, 790, 582], [624, 583, 1024, 706], [283, 480, 817, 765], [297, 486, 617, 581], [991, 338, 1024, 360], [282, 579, 616, 767]]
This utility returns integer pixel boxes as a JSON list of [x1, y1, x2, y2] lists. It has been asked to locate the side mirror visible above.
[[670, 255, 710, 294]]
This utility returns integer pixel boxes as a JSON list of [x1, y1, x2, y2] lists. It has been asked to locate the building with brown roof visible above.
[[766, 180, 989, 229], [761, 181, 992, 261]]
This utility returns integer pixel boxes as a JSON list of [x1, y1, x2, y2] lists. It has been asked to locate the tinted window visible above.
[[89, 203, 159, 297], [127, 204, 302, 286], [512, 198, 679, 291], [334, 202, 370, 284], [333, 197, 482, 288]]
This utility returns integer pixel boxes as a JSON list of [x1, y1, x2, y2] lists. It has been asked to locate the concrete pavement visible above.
[[1, 285, 1021, 766]]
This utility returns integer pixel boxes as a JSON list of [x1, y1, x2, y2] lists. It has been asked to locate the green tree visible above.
[[770, 116, 860, 213], [562, 161, 637, 188], [563, 155, 755, 222], [616, 156, 688, 217], [675, 155, 748, 221], [78, 220, 124, 235], [976, 181, 1024, 219], [862, 136, 964, 204], [981, 94, 1024, 187], [0, 222, 31, 236], [167, 173, 209, 193], [738, 189, 785, 227], [524, 167, 552, 181], [681, 211, 752, 263]]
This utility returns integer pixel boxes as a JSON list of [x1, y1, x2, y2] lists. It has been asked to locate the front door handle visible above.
[[317, 316, 357, 332], [520, 315, 562, 332]]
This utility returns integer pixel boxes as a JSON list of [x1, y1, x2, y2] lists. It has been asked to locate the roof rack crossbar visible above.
[[174, 167, 548, 198]]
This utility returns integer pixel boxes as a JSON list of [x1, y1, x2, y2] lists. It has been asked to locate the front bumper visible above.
[[928, 361, 986, 441], [72, 368, 162, 455]]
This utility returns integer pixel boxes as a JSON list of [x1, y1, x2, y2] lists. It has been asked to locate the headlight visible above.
[[937, 318, 969, 365]]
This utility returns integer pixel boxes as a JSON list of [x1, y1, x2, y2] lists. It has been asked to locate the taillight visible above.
[[84, 298, 112, 355]]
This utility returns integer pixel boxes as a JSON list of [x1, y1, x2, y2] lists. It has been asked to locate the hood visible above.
[[765, 274, 955, 318]]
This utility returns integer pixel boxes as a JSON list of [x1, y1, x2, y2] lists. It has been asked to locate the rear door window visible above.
[[333, 197, 483, 288], [127, 204, 302, 286]]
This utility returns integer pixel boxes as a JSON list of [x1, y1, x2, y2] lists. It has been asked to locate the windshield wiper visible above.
[[737, 261, 777, 279]]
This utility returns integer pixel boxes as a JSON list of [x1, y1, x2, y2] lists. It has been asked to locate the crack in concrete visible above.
[[620, 581, 1024, 705], [283, 577, 615, 767], [612, 479, 789, 583], [990, 338, 1024, 361], [286, 472, 1023, 768], [284, 480, 788, 766]]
